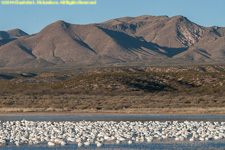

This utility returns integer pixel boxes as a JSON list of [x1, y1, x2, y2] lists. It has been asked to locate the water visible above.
[[3, 141, 225, 150], [1, 114, 225, 122], [1, 114, 225, 150]]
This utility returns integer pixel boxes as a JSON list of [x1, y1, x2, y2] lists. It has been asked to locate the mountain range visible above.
[[1, 15, 225, 70]]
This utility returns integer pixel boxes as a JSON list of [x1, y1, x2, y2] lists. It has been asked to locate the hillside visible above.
[[0, 29, 28, 46], [0, 15, 225, 69], [0, 65, 224, 113]]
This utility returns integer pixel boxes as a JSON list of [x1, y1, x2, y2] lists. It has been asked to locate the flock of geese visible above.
[[0, 120, 224, 147]]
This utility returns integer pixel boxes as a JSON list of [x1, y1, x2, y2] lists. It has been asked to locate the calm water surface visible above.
[[1, 114, 225, 122]]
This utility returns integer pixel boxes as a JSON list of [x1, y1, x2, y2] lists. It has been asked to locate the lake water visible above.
[[1, 114, 225, 150], [3, 141, 225, 150], [1, 114, 225, 122]]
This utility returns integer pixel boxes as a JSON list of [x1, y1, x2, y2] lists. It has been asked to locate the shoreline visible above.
[[0, 107, 225, 116]]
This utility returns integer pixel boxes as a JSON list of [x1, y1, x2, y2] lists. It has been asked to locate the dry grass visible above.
[[1, 107, 225, 115], [0, 93, 224, 114], [0, 65, 225, 114]]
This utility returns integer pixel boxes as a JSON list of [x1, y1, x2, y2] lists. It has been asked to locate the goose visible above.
[[96, 141, 103, 147], [116, 140, 121, 144], [78, 142, 83, 147], [48, 141, 55, 147], [15, 141, 20, 146], [1, 119, 225, 147], [84, 141, 90, 146], [60, 140, 66, 146], [128, 140, 133, 145]]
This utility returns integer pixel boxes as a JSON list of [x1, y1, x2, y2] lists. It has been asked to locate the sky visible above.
[[1, 0, 225, 34]]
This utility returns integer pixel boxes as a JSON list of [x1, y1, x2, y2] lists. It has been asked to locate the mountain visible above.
[[174, 26, 225, 62], [0, 29, 28, 46], [0, 15, 225, 69]]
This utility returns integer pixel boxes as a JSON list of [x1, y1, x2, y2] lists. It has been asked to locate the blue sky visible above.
[[1, 0, 225, 34]]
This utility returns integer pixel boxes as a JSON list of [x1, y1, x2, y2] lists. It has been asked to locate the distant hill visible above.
[[0, 15, 225, 69], [0, 29, 28, 46]]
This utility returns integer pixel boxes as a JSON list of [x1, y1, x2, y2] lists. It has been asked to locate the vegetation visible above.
[[0, 65, 225, 112]]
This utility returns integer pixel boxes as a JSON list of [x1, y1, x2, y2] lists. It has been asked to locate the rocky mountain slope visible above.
[[0, 15, 225, 69]]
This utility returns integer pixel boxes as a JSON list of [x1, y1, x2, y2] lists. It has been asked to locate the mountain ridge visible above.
[[0, 15, 225, 70]]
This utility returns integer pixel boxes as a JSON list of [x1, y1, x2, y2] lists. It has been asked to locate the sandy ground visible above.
[[0, 107, 225, 115]]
